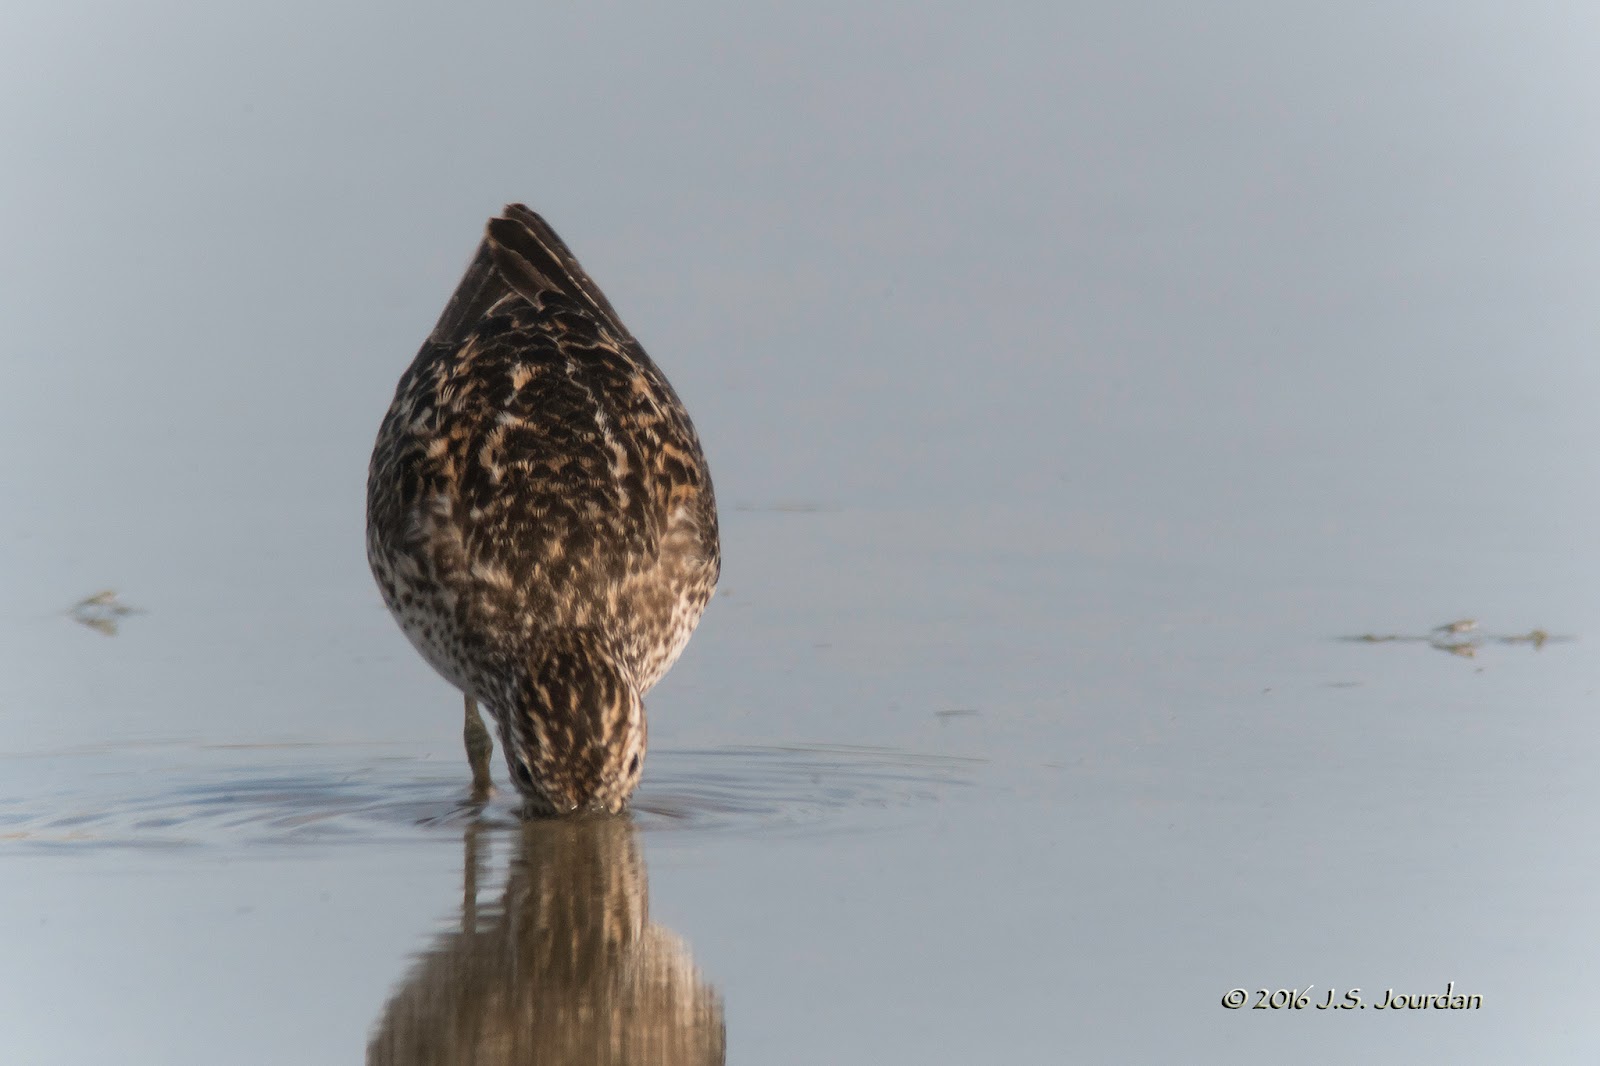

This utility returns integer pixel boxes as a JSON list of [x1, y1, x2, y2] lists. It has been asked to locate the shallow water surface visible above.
[[0, 742, 977, 848], [7, 2, 1600, 1062]]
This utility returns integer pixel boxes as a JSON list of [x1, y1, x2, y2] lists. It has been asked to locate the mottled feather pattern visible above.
[[367, 205, 718, 814]]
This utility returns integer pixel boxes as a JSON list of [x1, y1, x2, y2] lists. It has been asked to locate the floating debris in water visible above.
[[1345, 619, 1569, 659], [68, 590, 143, 636]]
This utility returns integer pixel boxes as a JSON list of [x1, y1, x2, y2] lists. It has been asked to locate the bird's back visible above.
[[367, 206, 719, 702]]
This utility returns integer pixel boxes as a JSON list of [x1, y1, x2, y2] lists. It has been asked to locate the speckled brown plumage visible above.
[[367, 205, 719, 815]]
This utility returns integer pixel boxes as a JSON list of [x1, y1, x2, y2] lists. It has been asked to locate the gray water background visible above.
[[4, 1, 1600, 1061]]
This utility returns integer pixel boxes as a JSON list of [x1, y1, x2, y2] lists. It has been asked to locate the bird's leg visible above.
[[460, 818, 485, 935], [463, 694, 495, 800]]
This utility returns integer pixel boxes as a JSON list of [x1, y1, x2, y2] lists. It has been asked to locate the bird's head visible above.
[[499, 629, 646, 816]]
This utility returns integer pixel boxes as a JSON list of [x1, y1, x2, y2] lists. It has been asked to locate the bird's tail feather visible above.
[[427, 204, 632, 347]]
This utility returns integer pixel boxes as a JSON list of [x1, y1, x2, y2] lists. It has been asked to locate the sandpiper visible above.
[[367, 205, 719, 815]]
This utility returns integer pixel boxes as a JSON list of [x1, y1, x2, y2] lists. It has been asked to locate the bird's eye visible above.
[[627, 754, 640, 775]]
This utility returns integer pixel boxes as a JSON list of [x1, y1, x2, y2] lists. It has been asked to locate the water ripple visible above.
[[0, 742, 979, 849]]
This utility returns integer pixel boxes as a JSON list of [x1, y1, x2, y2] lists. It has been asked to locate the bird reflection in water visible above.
[[368, 815, 724, 1064]]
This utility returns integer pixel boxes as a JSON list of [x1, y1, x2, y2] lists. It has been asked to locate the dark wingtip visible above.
[[484, 206, 630, 338], [431, 204, 633, 347]]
